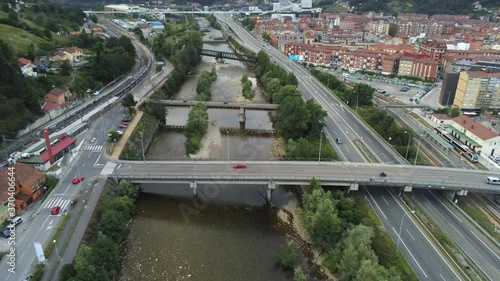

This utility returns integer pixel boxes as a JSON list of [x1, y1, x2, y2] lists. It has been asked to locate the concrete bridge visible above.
[[378, 104, 436, 111], [147, 99, 278, 125], [113, 161, 499, 201]]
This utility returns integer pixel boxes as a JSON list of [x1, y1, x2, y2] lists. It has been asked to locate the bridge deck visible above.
[[147, 100, 279, 110]]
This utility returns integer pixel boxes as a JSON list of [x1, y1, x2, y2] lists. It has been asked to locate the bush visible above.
[[275, 246, 298, 270]]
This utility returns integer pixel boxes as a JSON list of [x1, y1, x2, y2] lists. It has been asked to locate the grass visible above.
[[44, 210, 72, 257], [354, 194, 418, 281], [0, 11, 7, 20], [457, 200, 500, 241], [0, 23, 47, 55]]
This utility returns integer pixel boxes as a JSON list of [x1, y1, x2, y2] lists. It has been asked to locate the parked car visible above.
[[122, 116, 132, 122], [51, 206, 61, 215], [72, 176, 85, 184], [376, 89, 386, 94], [7, 216, 22, 228], [22, 275, 32, 281], [0, 228, 10, 238], [118, 124, 127, 129], [233, 164, 246, 169]]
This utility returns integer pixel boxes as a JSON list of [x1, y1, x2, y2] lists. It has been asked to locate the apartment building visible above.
[[341, 49, 387, 71], [395, 20, 444, 36], [453, 71, 500, 111], [419, 40, 448, 62]]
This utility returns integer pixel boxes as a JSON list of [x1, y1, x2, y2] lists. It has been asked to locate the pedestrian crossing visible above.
[[85, 145, 103, 151], [44, 197, 72, 210]]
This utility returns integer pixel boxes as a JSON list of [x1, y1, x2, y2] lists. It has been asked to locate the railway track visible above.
[[469, 193, 500, 225]]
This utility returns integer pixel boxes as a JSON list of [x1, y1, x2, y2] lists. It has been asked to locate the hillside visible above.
[[344, 0, 498, 15]]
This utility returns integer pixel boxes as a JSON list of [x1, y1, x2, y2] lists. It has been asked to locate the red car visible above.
[[233, 164, 246, 169], [51, 206, 61, 215], [72, 176, 85, 184]]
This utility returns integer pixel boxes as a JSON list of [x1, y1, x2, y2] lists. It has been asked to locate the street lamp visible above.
[[139, 132, 145, 161], [355, 91, 360, 113], [414, 134, 423, 166], [226, 130, 230, 161], [53, 240, 59, 257], [318, 129, 323, 163], [397, 210, 415, 250], [404, 131, 412, 160]]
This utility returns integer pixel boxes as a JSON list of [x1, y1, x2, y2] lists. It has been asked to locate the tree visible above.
[[74, 245, 108, 281], [89, 232, 120, 279], [276, 96, 310, 140], [115, 180, 140, 200], [275, 246, 298, 270], [59, 263, 76, 281], [121, 93, 136, 108], [262, 31, 271, 42], [272, 85, 301, 105], [337, 225, 378, 281], [305, 99, 327, 139], [352, 83, 374, 107], [355, 260, 401, 281], [107, 131, 121, 142], [60, 60, 73, 76], [97, 210, 128, 243], [264, 78, 282, 102], [144, 103, 166, 123]]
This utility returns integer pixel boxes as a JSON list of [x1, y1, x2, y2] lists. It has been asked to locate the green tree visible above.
[[305, 99, 327, 139], [275, 246, 298, 270], [121, 93, 136, 108], [58, 263, 76, 281], [74, 245, 108, 281], [60, 60, 73, 76], [143, 103, 166, 123], [264, 78, 282, 102], [338, 225, 378, 281], [89, 232, 120, 279], [262, 31, 271, 42], [276, 96, 310, 140], [352, 83, 374, 107], [355, 260, 401, 281], [107, 131, 121, 142], [97, 210, 128, 243], [272, 85, 301, 105], [185, 102, 209, 154], [115, 180, 140, 200], [294, 266, 307, 281]]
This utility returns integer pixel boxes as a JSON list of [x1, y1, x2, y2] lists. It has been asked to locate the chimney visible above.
[[43, 128, 55, 164], [463, 119, 466, 124], [471, 125, 474, 129]]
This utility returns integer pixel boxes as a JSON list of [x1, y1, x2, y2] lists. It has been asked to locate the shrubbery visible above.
[[58, 180, 140, 281], [185, 103, 209, 154], [241, 74, 254, 99], [196, 67, 217, 101]]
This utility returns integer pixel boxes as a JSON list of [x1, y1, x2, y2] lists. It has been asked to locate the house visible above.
[[449, 115, 500, 155], [18, 57, 37, 77], [64, 47, 83, 61], [44, 88, 67, 104], [0, 163, 46, 215], [49, 52, 71, 63], [18, 133, 77, 171]]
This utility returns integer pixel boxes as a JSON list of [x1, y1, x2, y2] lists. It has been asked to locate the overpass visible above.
[[113, 161, 499, 200], [146, 100, 278, 124], [200, 49, 257, 63], [378, 104, 436, 111]]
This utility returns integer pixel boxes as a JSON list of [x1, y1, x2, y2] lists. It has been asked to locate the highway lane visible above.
[[365, 187, 462, 280], [414, 189, 500, 280]]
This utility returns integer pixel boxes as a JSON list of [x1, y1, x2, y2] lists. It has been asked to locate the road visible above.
[[216, 14, 465, 280]]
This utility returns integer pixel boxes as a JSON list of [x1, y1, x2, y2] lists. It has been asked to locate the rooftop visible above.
[[40, 136, 76, 163], [452, 115, 499, 140], [0, 163, 45, 191]]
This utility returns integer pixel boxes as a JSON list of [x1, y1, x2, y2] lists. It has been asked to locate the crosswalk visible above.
[[85, 145, 103, 151], [44, 197, 72, 210]]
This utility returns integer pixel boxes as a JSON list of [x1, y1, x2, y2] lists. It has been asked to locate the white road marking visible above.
[[439, 273, 446, 281], [406, 228, 416, 241], [392, 227, 428, 278], [94, 155, 102, 167], [381, 196, 389, 205], [469, 230, 500, 261], [426, 191, 462, 223], [365, 189, 387, 220]]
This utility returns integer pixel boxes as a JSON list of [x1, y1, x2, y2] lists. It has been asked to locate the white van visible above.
[[485, 176, 500, 185], [7, 216, 22, 227]]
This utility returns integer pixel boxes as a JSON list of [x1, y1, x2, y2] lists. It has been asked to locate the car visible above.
[[376, 89, 386, 94], [72, 176, 85, 184], [51, 206, 61, 215], [7, 216, 22, 228], [336, 138, 343, 144], [0, 228, 10, 238], [22, 275, 32, 281], [120, 121, 129, 125], [118, 124, 127, 129], [122, 116, 132, 122], [233, 164, 246, 169]]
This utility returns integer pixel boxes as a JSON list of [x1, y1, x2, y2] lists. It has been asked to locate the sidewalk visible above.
[[41, 176, 106, 281]]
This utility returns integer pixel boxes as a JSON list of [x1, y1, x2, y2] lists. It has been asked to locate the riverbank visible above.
[[277, 196, 336, 280]]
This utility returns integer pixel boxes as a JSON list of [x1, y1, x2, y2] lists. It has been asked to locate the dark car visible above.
[[122, 117, 132, 122], [0, 228, 10, 238]]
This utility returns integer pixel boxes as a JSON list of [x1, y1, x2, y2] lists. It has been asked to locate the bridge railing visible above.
[[114, 174, 490, 191]]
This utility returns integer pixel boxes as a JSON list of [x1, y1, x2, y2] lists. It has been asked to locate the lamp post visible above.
[[318, 129, 323, 163], [414, 134, 423, 166], [226, 130, 230, 161], [404, 131, 412, 160], [53, 240, 59, 257], [397, 210, 415, 251], [139, 132, 145, 161], [355, 91, 360, 113]]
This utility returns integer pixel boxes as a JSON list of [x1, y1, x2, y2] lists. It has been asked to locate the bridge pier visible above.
[[267, 181, 276, 200], [239, 107, 246, 124], [349, 183, 359, 191], [404, 186, 413, 192], [190, 182, 198, 196]]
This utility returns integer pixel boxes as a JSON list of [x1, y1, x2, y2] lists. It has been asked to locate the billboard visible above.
[[289, 55, 304, 61], [34, 242, 46, 262]]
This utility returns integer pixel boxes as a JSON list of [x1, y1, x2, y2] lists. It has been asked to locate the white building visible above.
[[446, 42, 470, 51], [301, 0, 312, 9]]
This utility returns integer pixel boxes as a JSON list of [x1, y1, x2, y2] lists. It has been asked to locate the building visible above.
[[64, 47, 83, 61], [419, 40, 447, 63], [341, 49, 387, 72], [449, 115, 500, 155], [453, 71, 500, 111], [18, 133, 77, 171], [44, 88, 67, 104], [382, 52, 438, 79], [149, 21, 165, 30], [18, 58, 37, 77], [0, 163, 46, 215]]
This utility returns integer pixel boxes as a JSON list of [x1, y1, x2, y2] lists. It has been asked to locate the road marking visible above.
[[94, 155, 102, 167], [449, 223, 465, 238], [406, 228, 416, 241], [365, 189, 387, 220], [117, 164, 122, 169], [381, 196, 389, 205], [469, 230, 500, 261], [85, 145, 103, 151], [439, 273, 446, 281], [392, 227, 428, 278], [426, 190, 462, 223], [47, 220, 53, 230]]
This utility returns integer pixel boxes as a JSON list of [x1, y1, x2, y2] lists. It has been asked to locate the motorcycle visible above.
[[379, 172, 387, 177]]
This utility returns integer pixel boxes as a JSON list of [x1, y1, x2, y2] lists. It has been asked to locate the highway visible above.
[[215, 14, 466, 280]]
